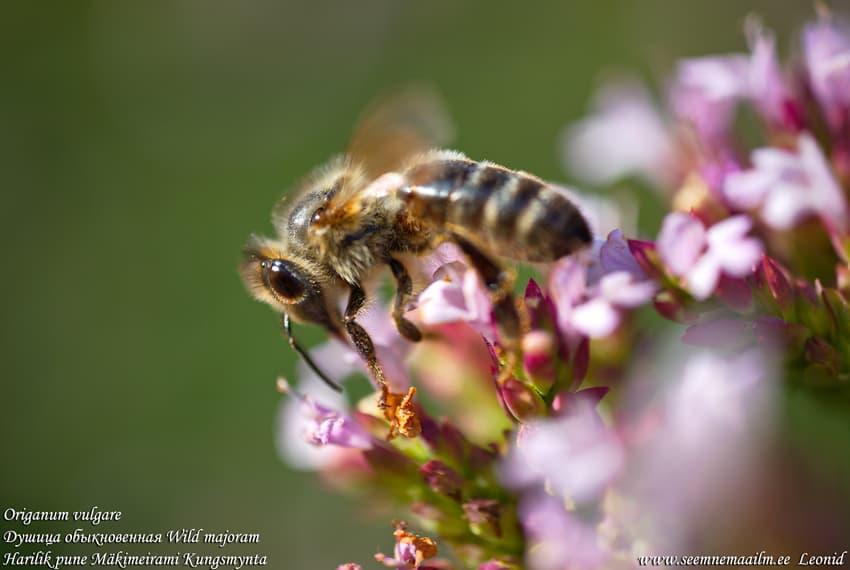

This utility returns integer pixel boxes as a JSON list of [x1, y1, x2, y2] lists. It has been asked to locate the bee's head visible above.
[[240, 237, 314, 307], [240, 237, 339, 331]]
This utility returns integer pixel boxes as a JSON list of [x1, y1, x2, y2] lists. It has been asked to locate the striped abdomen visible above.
[[398, 153, 592, 262]]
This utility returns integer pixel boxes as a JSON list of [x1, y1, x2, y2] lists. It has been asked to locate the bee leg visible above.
[[344, 284, 389, 406], [388, 258, 423, 342], [450, 233, 523, 382], [282, 313, 343, 392]]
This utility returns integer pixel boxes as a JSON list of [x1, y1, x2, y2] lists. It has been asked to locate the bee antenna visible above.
[[282, 313, 343, 393]]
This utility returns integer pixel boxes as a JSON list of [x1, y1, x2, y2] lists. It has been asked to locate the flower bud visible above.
[[627, 239, 666, 281], [553, 386, 610, 416], [501, 378, 544, 422], [755, 255, 793, 315], [420, 460, 464, 500], [837, 264, 850, 294], [821, 287, 850, 338], [715, 275, 753, 312], [794, 280, 831, 338], [805, 336, 841, 376], [653, 291, 698, 323], [362, 444, 418, 479], [420, 416, 497, 472], [463, 499, 503, 540], [833, 144, 850, 192], [522, 330, 557, 390], [524, 279, 558, 330], [571, 337, 590, 386]]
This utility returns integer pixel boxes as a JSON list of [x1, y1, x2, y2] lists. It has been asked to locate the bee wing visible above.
[[272, 86, 452, 241], [347, 84, 454, 178]]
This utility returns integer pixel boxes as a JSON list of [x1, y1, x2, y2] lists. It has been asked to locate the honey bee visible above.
[[240, 87, 592, 418]]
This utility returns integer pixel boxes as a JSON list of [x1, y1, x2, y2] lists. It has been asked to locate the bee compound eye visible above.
[[267, 260, 307, 301], [311, 206, 325, 224]]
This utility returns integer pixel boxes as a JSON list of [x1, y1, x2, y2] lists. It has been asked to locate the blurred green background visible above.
[[0, 1, 814, 567]]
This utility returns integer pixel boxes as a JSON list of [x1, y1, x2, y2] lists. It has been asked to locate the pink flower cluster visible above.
[[273, 10, 850, 569], [565, 13, 850, 250]]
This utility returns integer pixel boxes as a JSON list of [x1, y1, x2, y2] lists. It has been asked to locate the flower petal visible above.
[[600, 229, 647, 279], [562, 78, 673, 186], [657, 212, 706, 275], [670, 55, 750, 141], [599, 271, 658, 307], [798, 132, 849, 233], [746, 17, 791, 127], [571, 297, 621, 339], [686, 253, 721, 300], [417, 279, 475, 324], [706, 214, 753, 245], [803, 16, 850, 131]]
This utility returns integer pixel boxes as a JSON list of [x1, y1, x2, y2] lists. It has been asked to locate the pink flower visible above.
[[672, 351, 768, 439], [549, 257, 591, 338], [723, 133, 849, 233], [669, 54, 751, 143], [276, 376, 372, 470], [502, 399, 623, 504], [414, 261, 494, 340], [562, 78, 674, 186], [682, 315, 797, 351], [550, 232, 657, 339], [670, 19, 795, 139], [301, 399, 372, 449], [803, 15, 850, 132], [519, 492, 609, 570], [416, 242, 466, 282], [657, 213, 762, 300], [681, 317, 755, 350], [569, 271, 658, 337], [283, 378, 372, 449], [626, 346, 776, 552], [415, 230, 654, 344], [598, 229, 648, 280], [746, 17, 794, 129]]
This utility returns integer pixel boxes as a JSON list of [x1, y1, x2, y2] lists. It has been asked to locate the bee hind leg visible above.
[[388, 257, 423, 342], [449, 233, 524, 383], [344, 284, 390, 406]]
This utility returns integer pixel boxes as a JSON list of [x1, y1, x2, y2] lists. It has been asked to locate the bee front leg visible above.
[[388, 258, 423, 342], [449, 233, 524, 382], [344, 285, 389, 407]]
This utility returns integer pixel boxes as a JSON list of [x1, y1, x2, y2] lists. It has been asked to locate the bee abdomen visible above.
[[400, 156, 592, 262]]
